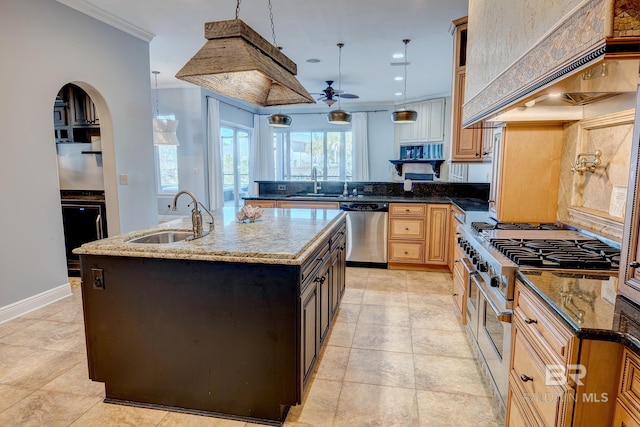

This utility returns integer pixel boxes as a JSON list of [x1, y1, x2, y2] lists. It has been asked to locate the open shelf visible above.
[[389, 159, 446, 178]]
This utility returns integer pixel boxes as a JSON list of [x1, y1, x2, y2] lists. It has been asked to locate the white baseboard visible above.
[[0, 283, 72, 324]]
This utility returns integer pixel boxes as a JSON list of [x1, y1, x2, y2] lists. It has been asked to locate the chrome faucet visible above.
[[311, 166, 322, 194], [171, 190, 213, 240]]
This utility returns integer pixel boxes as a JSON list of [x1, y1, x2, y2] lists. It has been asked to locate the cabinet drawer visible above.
[[619, 348, 640, 419], [301, 242, 330, 288], [389, 203, 426, 216], [277, 201, 340, 209], [511, 318, 573, 427], [244, 200, 276, 208], [389, 218, 425, 239], [515, 282, 574, 366], [388, 241, 425, 263]]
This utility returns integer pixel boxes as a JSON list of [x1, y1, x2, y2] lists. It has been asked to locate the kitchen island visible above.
[[74, 207, 347, 425]]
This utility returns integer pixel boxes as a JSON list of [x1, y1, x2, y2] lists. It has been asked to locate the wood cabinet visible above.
[[244, 200, 277, 209], [448, 205, 463, 271], [450, 17, 486, 162], [614, 349, 640, 427], [425, 204, 449, 265], [299, 222, 346, 388], [620, 98, 640, 303], [507, 280, 621, 426], [394, 98, 446, 145], [388, 203, 449, 270], [489, 123, 563, 223], [451, 243, 467, 324]]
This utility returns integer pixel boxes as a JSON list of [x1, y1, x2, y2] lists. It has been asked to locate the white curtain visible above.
[[207, 97, 224, 209], [352, 112, 369, 180], [249, 115, 275, 196]]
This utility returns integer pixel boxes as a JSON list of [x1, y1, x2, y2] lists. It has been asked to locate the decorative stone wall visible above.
[[557, 110, 634, 241]]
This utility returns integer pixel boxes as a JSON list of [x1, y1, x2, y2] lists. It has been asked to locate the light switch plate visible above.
[[92, 268, 105, 289], [119, 174, 128, 185]]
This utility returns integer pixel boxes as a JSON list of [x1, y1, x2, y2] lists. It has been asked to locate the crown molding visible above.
[[57, 0, 155, 42]]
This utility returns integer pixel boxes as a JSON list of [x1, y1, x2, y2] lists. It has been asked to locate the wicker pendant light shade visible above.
[[176, 20, 315, 107]]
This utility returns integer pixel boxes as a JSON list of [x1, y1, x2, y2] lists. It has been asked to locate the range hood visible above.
[[488, 59, 639, 123]]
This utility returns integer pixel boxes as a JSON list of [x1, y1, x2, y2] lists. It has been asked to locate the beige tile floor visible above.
[[0, 268, 500, 427]]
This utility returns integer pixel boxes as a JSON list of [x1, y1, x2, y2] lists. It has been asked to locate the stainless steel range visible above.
[[455, 219, 621, 422]]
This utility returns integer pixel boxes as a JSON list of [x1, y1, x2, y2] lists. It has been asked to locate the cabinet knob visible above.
[[524, 317, 537, 324], [404, 251, 409, 255], [630, 261, 640, 268], [405, 227, 409, 231], [520, 374, 533, 382], [405, 209, 410, 212], [453, 293, 458, 297]]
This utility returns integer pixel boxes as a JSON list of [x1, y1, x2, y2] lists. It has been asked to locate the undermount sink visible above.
[[127, 231, 193, 244]]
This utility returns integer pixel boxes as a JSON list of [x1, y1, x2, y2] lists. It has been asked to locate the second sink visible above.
[[127, 231, 193, 244]]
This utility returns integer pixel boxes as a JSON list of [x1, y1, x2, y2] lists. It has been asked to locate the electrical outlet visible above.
[[119, 174, 128, 185], [92, 268, 105, 290], [277, 184, 286, 191], [364, 185, 373, 193]]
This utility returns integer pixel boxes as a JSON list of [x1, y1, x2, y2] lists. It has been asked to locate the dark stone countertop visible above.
[[517, 270, 640, 355], [244, 194, 489, 212]]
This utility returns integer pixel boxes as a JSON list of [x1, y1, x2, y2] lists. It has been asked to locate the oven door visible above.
[[466, 269, 480, 341], [475, 274, 512, 407]]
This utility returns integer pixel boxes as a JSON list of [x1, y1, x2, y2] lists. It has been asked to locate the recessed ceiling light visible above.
[[394, 76, 403, 81], [392, 52, 404, 59], [395, 92, 403, 96], [306, 58, 321, 63]]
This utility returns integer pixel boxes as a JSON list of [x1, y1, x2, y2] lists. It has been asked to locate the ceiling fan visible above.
[[311, 80, 359, 107]]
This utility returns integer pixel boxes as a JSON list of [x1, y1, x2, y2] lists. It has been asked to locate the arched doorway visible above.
[[55, 83, 107, 276]]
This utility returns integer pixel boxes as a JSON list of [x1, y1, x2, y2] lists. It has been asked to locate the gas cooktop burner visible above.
[[471, 222, 563, 233], [490, 238, 620, 270]]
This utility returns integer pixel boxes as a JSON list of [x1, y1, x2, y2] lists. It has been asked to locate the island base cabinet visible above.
[[79, 253, 336, 424]]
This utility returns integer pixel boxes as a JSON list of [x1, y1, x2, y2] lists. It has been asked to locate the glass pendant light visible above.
[[327, 43, 352, 125], [392, 39, 418, 124], [152, 71, 180, 146]]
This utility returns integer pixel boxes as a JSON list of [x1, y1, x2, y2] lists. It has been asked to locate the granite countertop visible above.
[[74, 207, 345, 265], [516, 270, 640, 355], [244, 195, 489, 212]]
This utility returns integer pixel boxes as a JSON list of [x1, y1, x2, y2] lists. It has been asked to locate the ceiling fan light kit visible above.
[[392, 39, 417, 124], [176, 17, 315, 107], [268, 112, 292, 127]]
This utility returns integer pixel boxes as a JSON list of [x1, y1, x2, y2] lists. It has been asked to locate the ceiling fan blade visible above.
[[337, 93, 359, 99]]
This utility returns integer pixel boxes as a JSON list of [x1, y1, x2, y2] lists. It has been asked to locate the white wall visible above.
[[0, 0, 156, 312]]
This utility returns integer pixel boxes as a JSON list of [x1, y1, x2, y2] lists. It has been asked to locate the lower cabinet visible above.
[[388, 203, 450, 270], [507, 280, 621, 426], [615, 349, 640, 427], [298, 224, 346, 388], [451, 244, 467, 324]]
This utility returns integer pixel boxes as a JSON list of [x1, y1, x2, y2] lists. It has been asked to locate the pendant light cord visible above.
[[402, 39, 409, 109], [337, 43, 344, 110]]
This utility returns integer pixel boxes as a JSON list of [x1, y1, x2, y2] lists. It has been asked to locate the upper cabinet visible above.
[[394, 98, 445, 144], [54, 84, 100, 144], [449, 17, 490, 162]]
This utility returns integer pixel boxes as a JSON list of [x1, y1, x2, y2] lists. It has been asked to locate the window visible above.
[[274, 129, 352, 181], [155, 115, 179, 194], [221, 125, 250, 207]]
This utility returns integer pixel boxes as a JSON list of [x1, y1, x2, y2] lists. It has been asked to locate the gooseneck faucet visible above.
[[171, 190, 213, 240], [311, 166, 322, 194]]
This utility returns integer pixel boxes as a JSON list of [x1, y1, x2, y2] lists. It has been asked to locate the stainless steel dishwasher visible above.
[[339, 202, 388, 267]]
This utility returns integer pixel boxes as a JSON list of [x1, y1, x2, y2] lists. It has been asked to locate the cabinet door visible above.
[[318, 263, 331, 344], [427, 98, 445, 142], [425, 205, 449, 265], [451, 70, 482, 161], [614, 402, 640, 427], [300, 282, 319, 386], [330, 236, 346, 315], [448, 206, 462, 271], [245, 200, 277, 208]]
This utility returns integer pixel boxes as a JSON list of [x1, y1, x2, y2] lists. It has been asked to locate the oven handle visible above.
[[471, 274, 512, 323], [461, 257, 475, 275]]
